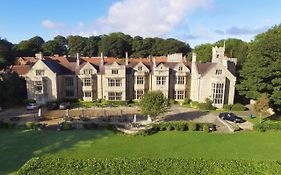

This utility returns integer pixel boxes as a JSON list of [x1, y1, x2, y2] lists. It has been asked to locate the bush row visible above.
[[254, 121, 281, 132], [223, 103, 246, 111], [136, 122, 216, 136], [153, 122, 216, 132], [82, 122, 122, 131], [18, 157, 281, 175]]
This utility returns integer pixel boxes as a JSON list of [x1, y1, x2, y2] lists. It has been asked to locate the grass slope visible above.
[[1, 129, 281, 174]]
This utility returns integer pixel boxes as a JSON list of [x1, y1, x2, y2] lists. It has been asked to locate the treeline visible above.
[[1, 25, 281, 112]]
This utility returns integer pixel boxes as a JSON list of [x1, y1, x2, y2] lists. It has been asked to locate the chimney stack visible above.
[[125, 52, 128, 65], [35, 52, 43, 60], [192, 52, 197, 63], [100, 52, 104, 66], [76, 53, 80, 68], [153, 57, 156, 67]]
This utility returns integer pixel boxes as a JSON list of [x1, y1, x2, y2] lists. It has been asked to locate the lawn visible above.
[[2, 129, 281, 174]]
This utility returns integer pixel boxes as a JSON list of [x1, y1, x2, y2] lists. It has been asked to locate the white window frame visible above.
[[83, 69, 93, 75], [137, 66, 142, 71], [156, 76, 166, 85], [176, 76, 185, 84], [174, 90, 185, 100], [36, 70, 45, 76], [135, 90, 144, 99], [136, 76, 144, 85], [84, 91, 92, 97], [108, 92, 122, 101], [212, 83, 224, 104], [83, 78, 92, 86], [215, 69, 222, 75], [112, 69, 118, 74]]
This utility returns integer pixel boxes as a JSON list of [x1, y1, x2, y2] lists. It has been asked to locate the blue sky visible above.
[[0, 0, 280, 46]]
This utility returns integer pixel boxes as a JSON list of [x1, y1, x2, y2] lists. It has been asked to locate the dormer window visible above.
[[178, 66, 183, 71], [137, 66, 142, 71], [216, 69, 222, 75], [112, 69, 118, 74], [36, 70, 44, 76]]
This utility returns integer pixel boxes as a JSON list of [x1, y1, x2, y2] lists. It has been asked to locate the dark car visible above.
[[47, 102, 59, 110], [59, 102, 71, 110], [219, 112, 245, 123]]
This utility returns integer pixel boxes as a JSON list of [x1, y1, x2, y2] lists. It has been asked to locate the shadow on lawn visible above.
[[164, 111, 208, 122], [0, 129, 112, 174]]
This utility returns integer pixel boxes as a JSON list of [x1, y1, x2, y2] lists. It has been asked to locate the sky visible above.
[[0, 0, 280, 47]]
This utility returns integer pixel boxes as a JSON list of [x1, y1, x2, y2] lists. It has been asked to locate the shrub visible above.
[[25, 122, 34, 129], [231, 103, 246, 111], [253, 121, 281, 132], [167, 125, 174, 131], [169, 99, 177, 105], [61, 122, 72, 130], [191, 101, 199, 108], [203, 123, 210, 133], [183, 98, 192, 105], [189, 122, 197, 131], [223, 104, 232, 111]]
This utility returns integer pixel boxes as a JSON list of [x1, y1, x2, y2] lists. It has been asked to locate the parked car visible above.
[[47, 102, 59, 110], [59, 102, 71, 110], [26, 103, 39, 110], [219, 112, 245, 123]]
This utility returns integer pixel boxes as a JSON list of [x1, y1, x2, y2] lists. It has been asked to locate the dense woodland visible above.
[[0, 24, 281, 112]]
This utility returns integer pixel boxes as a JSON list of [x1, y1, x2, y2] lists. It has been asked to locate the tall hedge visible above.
[[18, 157, 281, 175]]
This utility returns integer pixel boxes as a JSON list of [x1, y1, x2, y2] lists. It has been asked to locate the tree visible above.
[[254, 93, 270, 123], [43, 35, 67, 56], [83, 36, 100, 56], [237, 24, 281, 112], [14, 36, 44, 56], [67, 35, 87, 56], [188, 43, 213, 62], [98, 33, 131, 58], [139, 91, 168, 118], [0, 72, 27, 106], [0, 38, 14, 69]]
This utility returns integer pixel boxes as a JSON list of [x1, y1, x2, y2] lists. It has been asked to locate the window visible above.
[[65, 77, 74, 87], [112, 69, 118, 74], [136, 76, 144, 85], [108, 79, 122, 87], [215, 69, 222, 75], [83, 69, 92, 75], [83, 78, 92, 86], [176, 76, 185, 84], [84, 91, 92, 97], [34, 81, 43, 93], [178, 66, 183, 71], [156, 76, 166, 85], [65, 89, 74, 97], [108, 92, 122, 101], [212, 83, 224, 104], [137, 66, 142, 71], [36, 70, 44, 76], [135, 90, 144, 99], [174, 91, 185, 100]]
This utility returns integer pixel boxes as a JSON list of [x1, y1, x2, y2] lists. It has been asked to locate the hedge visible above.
[[151, 122, 215, 133], [17, 157, 281, 175], [254, 121, 281, 132]]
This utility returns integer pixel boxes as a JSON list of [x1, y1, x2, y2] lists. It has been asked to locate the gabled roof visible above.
[[42, 60, 73, 75], [11, 65, 31, 75]]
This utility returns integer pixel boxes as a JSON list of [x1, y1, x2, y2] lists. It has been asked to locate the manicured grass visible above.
[[2, 129, 281, 174]]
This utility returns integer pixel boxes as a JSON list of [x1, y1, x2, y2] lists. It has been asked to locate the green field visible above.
[[2, 129, 281, 174]]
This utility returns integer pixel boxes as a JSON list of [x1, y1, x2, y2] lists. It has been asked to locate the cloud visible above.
[[41, 20, 65, 29], [96, 0, 212, 37], [214, 26, 270, 36]]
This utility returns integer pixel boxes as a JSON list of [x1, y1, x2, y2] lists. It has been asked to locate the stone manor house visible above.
[[19, 45, 237, 108]]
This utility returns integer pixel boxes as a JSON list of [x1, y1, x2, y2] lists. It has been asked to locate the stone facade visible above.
[[24, 47, 237, 108]]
